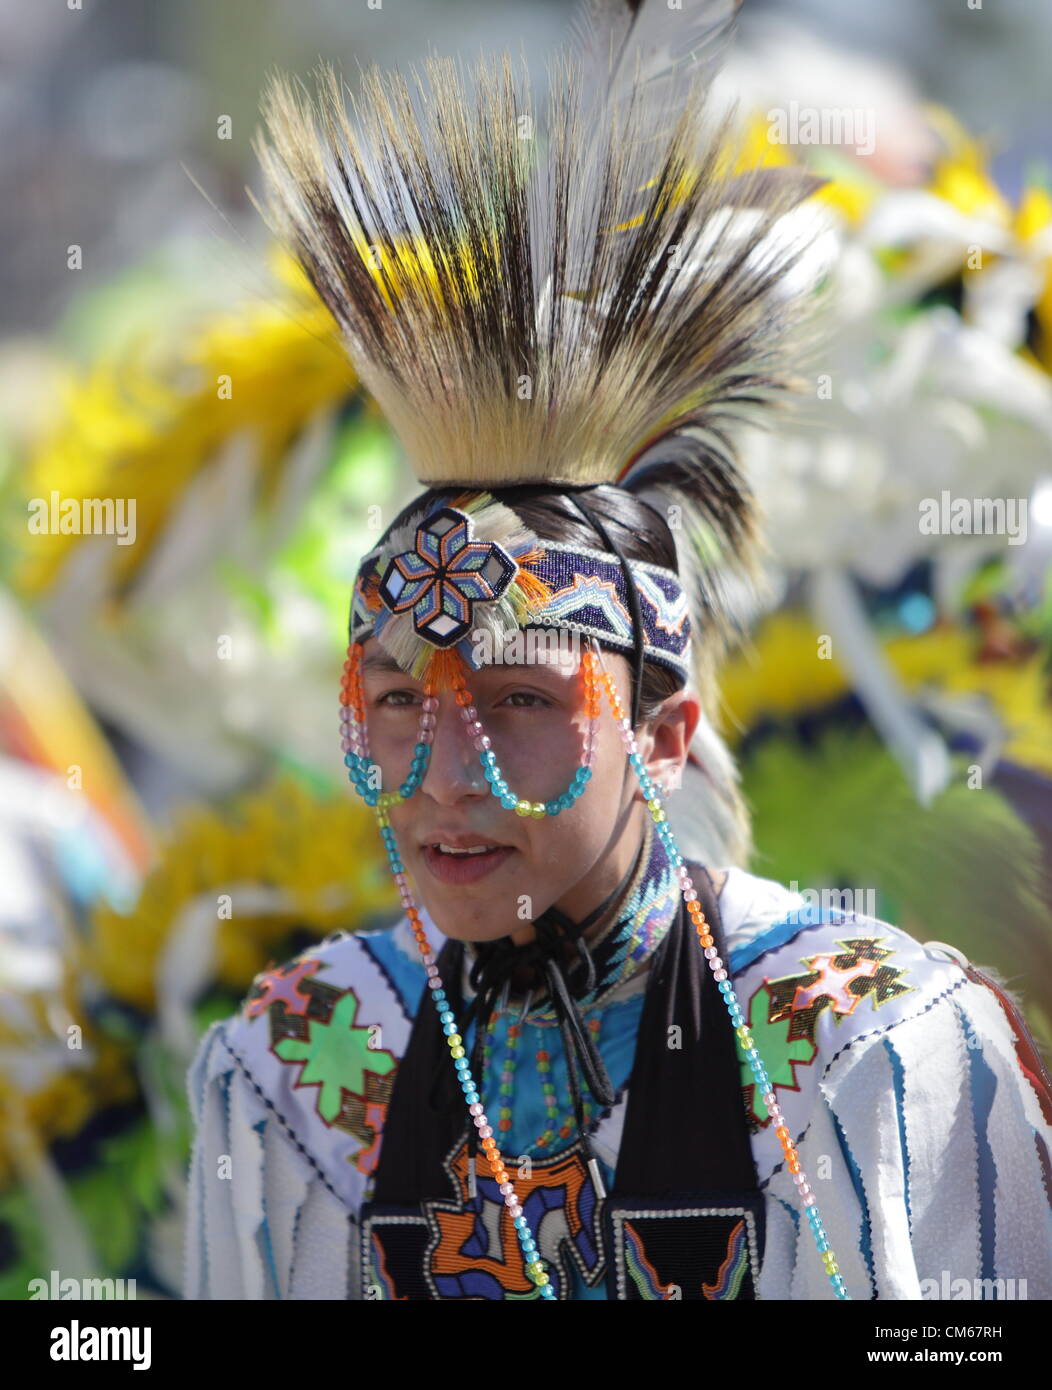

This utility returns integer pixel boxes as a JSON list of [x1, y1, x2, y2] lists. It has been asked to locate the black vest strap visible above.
[[611, 863, 758, 1195], [370, 932, 469, 1204], [599, 863, 766, 1298]]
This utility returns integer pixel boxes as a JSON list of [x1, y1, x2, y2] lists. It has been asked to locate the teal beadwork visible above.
[[478, 1006, 597, 1160]]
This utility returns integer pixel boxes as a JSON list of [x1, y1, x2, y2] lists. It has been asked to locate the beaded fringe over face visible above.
[[339, 634, 849, 1298]]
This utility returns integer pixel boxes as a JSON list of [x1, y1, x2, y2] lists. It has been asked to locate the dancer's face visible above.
[[357, 636, 698, 945]]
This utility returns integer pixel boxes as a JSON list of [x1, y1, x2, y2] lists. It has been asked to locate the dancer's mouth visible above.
[[420, 838, 517, 885]]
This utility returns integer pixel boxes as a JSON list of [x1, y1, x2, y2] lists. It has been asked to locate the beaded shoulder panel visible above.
[[718, 868, 997, 1182], [217, 913, 448, 1213]]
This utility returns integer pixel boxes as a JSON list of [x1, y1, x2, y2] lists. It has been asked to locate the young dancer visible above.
[[184, 0, 1052, 1300]]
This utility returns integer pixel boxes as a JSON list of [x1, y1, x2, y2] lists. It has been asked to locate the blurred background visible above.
[[0, 0, 1050, 1298]]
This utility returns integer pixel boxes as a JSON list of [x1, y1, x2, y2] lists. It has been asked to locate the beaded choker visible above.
[[465, 818, 682, 1167]]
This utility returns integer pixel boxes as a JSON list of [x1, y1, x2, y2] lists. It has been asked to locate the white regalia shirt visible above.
[[182, 867, 1052, 1300]]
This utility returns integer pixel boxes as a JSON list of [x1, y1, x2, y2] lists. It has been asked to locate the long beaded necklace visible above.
[[480, 1004, 601, 1154], [339, 636, 849, 1300]]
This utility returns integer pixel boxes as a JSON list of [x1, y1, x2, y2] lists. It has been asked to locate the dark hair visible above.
[[426, 482, 683, 727]]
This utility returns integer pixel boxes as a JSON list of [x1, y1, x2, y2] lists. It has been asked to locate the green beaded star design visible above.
[[274, 987, 396, 1123], [735, 983, 817, 1126]]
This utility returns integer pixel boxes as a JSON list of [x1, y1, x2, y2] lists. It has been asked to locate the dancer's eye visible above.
[[498, 691, 553, 709], [375, 689, 422, 708]]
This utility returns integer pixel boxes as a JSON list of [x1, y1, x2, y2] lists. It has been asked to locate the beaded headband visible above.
[[349, 489, 692, 694]]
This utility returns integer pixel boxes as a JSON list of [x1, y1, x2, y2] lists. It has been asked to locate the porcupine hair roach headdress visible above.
[[250, 0, 826, 868]]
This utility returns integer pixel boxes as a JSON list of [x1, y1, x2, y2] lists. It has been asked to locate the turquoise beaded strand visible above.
[[447, 647, 601, 818]]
